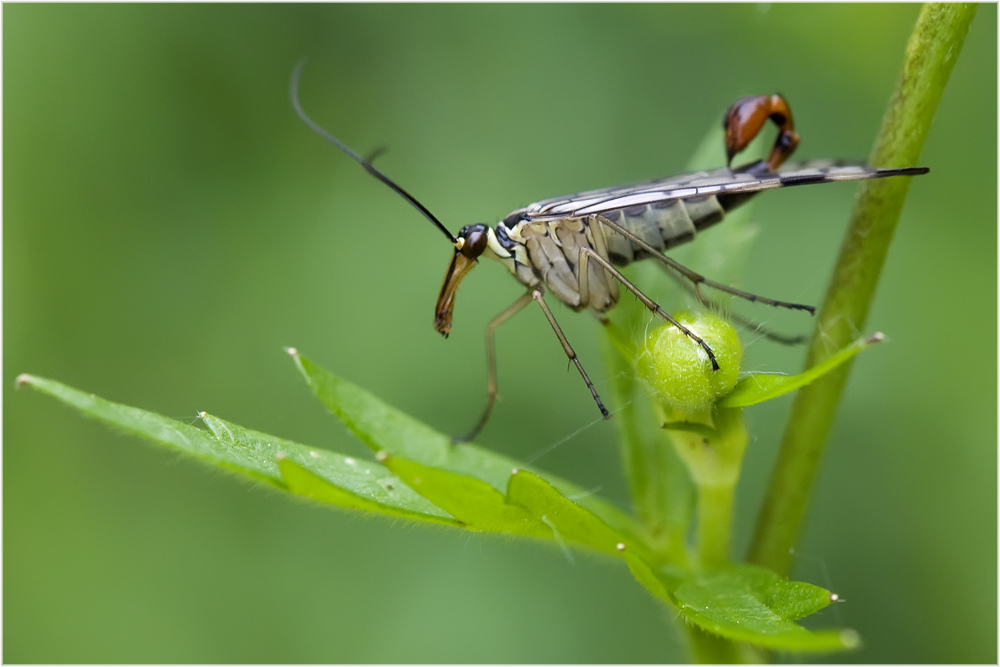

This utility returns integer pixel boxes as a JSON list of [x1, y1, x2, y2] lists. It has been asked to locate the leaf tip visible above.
[[15, 373, 33, 387], [867, 331, 886, 344], [616, 542, 626, 552], [511, 467, 519, 475], [276, 451, 287, 461], [829, 592, 840, 602], [840, 628, 861, 649], [285, 347, 299, 357], [375, 450, 390, 463], [197, 411, 207, 419]]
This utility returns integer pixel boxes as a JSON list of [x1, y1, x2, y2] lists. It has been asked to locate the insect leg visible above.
[[578, 248, 720, 371], [453, 291, 535, 444], [531, 289, 611, 420], [661, 269, 806, 345], [592, 214, 815, 315]]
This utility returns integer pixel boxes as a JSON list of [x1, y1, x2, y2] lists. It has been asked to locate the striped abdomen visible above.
[[597, 194, 732, 266]]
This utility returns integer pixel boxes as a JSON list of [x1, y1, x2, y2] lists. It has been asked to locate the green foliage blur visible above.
[[5, 4, 995, 662]]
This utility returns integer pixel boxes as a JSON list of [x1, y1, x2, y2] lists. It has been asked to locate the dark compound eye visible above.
[[459, 224, 489, 259]]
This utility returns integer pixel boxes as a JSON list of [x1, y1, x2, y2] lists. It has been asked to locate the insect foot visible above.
[[635, 312, 742, 427]]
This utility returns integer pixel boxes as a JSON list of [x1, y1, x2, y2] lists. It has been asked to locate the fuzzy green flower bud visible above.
[[635, 312, 742, 423]]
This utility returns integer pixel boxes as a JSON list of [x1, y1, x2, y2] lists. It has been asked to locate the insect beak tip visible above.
[[434, 250, 478, 340], [433, 316, 452, 338]]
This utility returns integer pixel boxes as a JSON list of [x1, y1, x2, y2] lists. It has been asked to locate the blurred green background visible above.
[[5, 4, 996, 663]]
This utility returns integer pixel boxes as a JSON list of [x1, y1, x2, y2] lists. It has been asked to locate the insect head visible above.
[[434, 224, 489, 337]]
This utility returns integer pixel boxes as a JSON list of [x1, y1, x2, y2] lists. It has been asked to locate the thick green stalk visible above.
[[697, 483, 736, 568], [662, 406, 747, 568], [748, 3, 978, 575]]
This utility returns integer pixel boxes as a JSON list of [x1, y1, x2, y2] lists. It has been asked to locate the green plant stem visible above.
[[697, 483, 735, 568], [748, 2, 978, 575], [662, 406, 747, 570]]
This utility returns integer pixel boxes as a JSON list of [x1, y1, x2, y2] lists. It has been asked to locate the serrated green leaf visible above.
[[719, 333, 885, 408], [378, 454, 546, 536], [18, 375, 458, 526], [667, 564, 857, 652], [21, 374, 857, 653], [201, 414, 457, 525], [619, 559, 857, 652], [689, 564, 835, 621], [506, 469, 634, 557], [18, 374, 277, 485], [291, 351, 640, 539], [377, 456, 650, 559], [624, 554, 673, 602], [276, 459, 459, 527]]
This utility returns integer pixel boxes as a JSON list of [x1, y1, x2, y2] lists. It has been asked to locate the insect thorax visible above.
[[484, 215, 619, 312], [482, 193, 729, 313]]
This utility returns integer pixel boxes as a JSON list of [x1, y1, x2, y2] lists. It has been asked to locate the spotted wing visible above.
[[522, 160, 928, 221]]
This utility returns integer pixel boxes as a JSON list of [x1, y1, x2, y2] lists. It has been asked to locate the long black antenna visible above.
[[290, 59, 457, 244]]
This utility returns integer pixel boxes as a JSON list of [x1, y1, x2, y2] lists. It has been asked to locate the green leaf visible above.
[[375, 454, 653, 560], [378, 454, 546, 536], [201, 414, 458, 525], [719, 332, 885, 408], [17, 374, 276, 484], [506, 469, 635, 557], [658, 564, 859, 652], [621, 560, 857, 652], [623, 553, 674, 602], [18, 374, 458, 526], [692, 564, 834, 621], [276, 459, 457, 526], [378, 455, 655, 561], [20, 375, 857, 652], [291, 350, 640, 539]]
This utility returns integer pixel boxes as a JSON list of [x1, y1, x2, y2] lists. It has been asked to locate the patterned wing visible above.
[[522, 160, 928, 221]]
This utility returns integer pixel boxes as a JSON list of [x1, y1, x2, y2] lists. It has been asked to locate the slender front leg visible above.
[[453, 291, 535, 444], [578, 247, 720, 371], [592, 214, 814, 315], [531, 289, 610, 420]]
